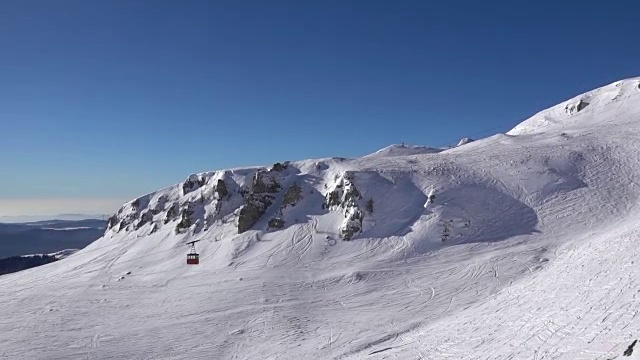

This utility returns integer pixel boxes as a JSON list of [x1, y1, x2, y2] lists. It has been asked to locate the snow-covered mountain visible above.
[[2, 77, 640, 359]]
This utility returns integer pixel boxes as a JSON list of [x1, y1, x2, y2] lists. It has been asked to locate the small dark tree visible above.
[[441, 220, 453, 242], [366, 198, 374, 213]]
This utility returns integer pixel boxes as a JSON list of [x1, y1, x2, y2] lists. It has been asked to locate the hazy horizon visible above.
[[0, 198, 125, 220]]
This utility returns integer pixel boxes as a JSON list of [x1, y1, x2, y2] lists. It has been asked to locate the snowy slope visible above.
[[1, 77, 640, 359]]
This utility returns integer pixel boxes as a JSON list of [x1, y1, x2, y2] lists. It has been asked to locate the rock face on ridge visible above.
[[103, 75, 640, 242], [281, 183, 303, 209], [182, 174, 206, 195], [564, 99, 589, 115], [457, 137, 474, 146], [324, 172, 365, 240], [267, 182, 304, 230], [238, 168, 283, 234]]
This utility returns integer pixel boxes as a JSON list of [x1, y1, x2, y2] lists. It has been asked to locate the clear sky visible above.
[[1, 0, 638, 217]]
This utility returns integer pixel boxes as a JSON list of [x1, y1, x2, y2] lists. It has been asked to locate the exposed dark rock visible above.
[[577, 100, 589, 112], [107, 215, 120, 230], [150, 195, 167, 216], [323, 173, 365, 240], [215, 179, 229, 199], [164, 203, 179, 224], [182, 174, 206, 195], [271, 162, 288, 172], [175, 204, 195, 233], [324, 191, 341, 209], [135, 210, 153, 230], [237, 169, 284, 233], [282, 183, 303, 208], [624, 339, 637, 356], [267, 217, 285, 229], [325, 173, 361, 209], [252, 171, 281, 193], [341, 208, 363, 241], [238, 193, 275, 233], [565, 99, 590, 115], [117, 210, 140, 232]]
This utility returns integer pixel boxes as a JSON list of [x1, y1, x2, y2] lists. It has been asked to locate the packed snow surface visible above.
[[2, 77, 640, 359]]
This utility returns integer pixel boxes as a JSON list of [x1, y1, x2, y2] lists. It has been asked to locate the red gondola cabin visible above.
[[187, 253, 199, 265]]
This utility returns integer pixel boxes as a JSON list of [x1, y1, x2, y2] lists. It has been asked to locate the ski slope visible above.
[[1, 77, 640, 359]]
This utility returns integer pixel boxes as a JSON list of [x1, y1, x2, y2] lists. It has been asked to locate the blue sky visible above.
[[1, 0, 638, 215]]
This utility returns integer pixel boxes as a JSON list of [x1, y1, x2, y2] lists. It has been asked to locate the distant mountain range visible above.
[[0, 219, 106, 258], [0, 214, 107, 223]]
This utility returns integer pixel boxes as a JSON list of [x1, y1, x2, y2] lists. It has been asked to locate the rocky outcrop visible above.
[[457, 137, 474, 146], [106, 197, 146, 233], [109, 198, 144, 232], [104, 165, 303, 237], [341, 206, 363, 240], [624, 339, 638, 356], [214, 179, 229, 199], [324, 172, 364, 240], [264, 183, 305, 231], [182, 174, 206, 195], [251, 171, 281, 193], [134, 210, 153, 230], [270, 161, 289, 172], [164, 203, 179, 224], [104, 172, 241, 236], [107, 215, 119, 231], [267, 217, 285, 229], [324, 172, 362, 209], [565, 99, 589, 115], [175, 204, 195, 233], [237, 169, 282, 233], [282, 183, 303, 208], [151, 195, 167, 215], [238, 193, 275, 233]]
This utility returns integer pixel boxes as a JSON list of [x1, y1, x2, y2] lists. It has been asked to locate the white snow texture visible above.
[[3, 77, 640, 359]]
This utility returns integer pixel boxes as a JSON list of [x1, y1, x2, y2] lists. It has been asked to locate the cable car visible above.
[[186, 240, 200, 265]]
